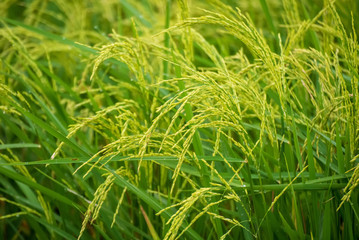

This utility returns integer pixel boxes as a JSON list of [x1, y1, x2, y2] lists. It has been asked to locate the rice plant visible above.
[[0, 0, 358, 239]]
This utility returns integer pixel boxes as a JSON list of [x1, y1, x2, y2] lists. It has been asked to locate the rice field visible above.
[[0, 0, 358, 239]]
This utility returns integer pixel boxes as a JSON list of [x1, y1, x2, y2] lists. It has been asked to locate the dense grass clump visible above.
[[0, 0, 358, 239]]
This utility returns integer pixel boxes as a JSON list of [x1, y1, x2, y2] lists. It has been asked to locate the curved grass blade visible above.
[[10, 102, 91, 157], [0, 166, 84, 211], [0, 143, 41, 150]]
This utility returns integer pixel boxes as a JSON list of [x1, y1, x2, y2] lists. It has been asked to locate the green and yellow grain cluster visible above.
[[0, 0, 358, 239]]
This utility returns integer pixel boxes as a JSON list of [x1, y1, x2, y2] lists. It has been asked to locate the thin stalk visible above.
[[259, 0, 277, 35], [163, 0, 171, 80], [336, 122, 345, 175], [307, 125, 315, 180], [259, 0, 279, 52]]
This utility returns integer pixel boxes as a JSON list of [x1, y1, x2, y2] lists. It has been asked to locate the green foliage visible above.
[[0, 0, 358, 239]]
